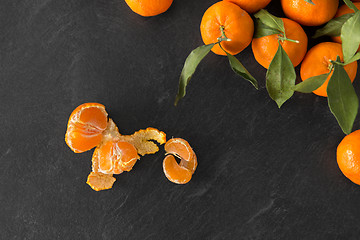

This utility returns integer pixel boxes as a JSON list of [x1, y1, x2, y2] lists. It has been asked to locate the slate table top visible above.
[[1, 0, 360, 239]]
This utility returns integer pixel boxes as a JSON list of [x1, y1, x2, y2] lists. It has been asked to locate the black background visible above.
[[1, 0, 360, 239]]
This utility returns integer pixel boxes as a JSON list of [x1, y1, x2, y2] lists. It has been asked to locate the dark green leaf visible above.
[[254, 9, 285, 34], [174, 43, 215, 106], [341, 11, 360, 63], [327, 57, 359, 135], [294, 73, 329, 93], [226, 52, 259, 89], [303, 0, 315, 5], [266, 44, 296, 108], [254, 19, 282, 38], [313, 13, 354, 38], [343, 0, 359, 12]]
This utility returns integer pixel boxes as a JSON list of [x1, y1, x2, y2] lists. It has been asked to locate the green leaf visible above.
[[343, 0, 359, 12], [266, 44, 296, 108], [313, 13, 354, 38], [294, 73, 329, 93], [327, 57, 359, 135], [341, 11, 360, 63], [345, 52, 360, 64], [174, 43, 215, 106], [254, 19, 282, 38], [225, 52, 259, 89], [303, 0, 315, 5], [254, 9, 285, 34]]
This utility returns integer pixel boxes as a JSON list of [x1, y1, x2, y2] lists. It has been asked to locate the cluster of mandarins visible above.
[[122, 0, 360, 186], [65, 103, 198, 191]]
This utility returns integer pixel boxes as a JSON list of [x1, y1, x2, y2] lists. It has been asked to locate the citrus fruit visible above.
[[281, 0, 339, 26], [332, 2, 360, 52], [163, 138, 197, 184], [223, 0, 272, 13], [124, 0, 173, 17], [337, 130, 360, 185], [92, 140, 140, 175], [65, 103, 108, 153], [252, 18, 308, 69], [200, 1, 254, 56], [300, 42, 358, 97], [163, 155, 193, 184]]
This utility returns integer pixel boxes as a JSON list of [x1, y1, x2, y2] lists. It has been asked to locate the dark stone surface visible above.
[[1, 0, 360, 239]]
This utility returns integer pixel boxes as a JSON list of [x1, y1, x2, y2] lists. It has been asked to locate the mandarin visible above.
[[252, 18, 308, 69], [200, 1, 254, 56], [223, 0, 272, 13], [65, 103, 108, 153], [125, 0, 173, 17], [300, 42, 358, 97], [337, 130, 360, 185], [281, 0, 339, 26]]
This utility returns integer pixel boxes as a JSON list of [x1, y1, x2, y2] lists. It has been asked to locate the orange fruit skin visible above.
[[124, 0, 173, 17], [281, 0, 339, 26], [65, 103, 108, 153], [332, 2, 360, 52], [300, 42, 358, 97], [337, 130, 360, 185], [200, 1, 254, 56], [252, 18, 308, 69], [223, 0, 272, 13]]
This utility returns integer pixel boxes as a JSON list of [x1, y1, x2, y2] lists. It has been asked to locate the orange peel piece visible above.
[[118, 127, 167, 156], [163, 138, 197, 184], [65, 103, 108, 153], [86, 172, 116, 191]]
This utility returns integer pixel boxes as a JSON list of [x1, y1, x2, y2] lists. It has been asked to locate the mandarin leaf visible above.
[[266, 44, 296, 108], [313, 13, 354, 38], [294, 73, 330, 93], [327, 57, 359, 135], [341, 11, 360, 63], [174, 43, 215, 106]]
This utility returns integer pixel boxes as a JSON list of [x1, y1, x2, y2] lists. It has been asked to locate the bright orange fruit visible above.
[[163, 138, 197, 184], [65, 103, 108, 153], [337, 130, 360, 185], [200, 1, 254, 56], [281, 0, 339, 26], [300, 42, 358, 97], [223, 0, 272, 13], [124, 0, 173, 17], [252, 18, 308, 69]]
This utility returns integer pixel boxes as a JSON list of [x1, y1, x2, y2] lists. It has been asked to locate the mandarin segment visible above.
[[65, 103, 108, 153], [86, 172, 116, 191], [163, 155, 193, 184], [163, 138, 197, 184]]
